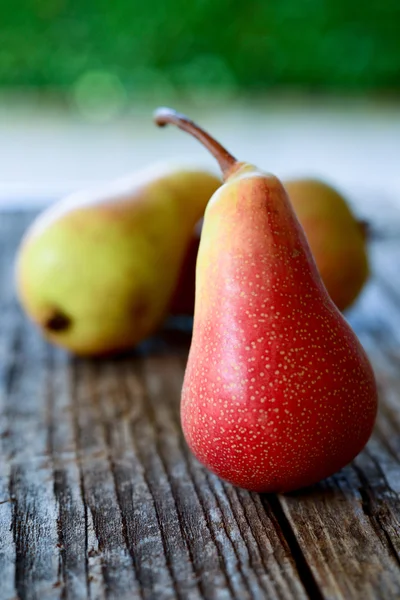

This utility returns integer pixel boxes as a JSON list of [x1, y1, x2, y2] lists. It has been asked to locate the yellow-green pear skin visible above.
[[15, 163, 221, 356], [284, 178, 369, 311]]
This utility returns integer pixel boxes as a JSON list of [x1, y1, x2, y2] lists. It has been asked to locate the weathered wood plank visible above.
[[1, 314, 60, 598], [48, 349, 97, 600], [278, 467, 400, 599]]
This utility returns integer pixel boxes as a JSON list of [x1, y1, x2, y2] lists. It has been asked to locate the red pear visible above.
[[155, 108, 378, 493]]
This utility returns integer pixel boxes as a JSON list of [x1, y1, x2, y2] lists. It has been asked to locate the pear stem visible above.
[[154, 107, 237, 179]]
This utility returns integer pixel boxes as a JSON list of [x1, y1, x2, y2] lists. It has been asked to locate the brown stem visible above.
[[154, 107, 237, 179]]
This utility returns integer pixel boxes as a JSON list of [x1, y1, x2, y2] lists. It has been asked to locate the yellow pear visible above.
[[15, 162, 220, 355], [284, 178, 369, 311]]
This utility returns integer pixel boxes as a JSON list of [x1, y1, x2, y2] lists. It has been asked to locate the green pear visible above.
[[284, 178, 369, 311], [15, 162, 220, 356]]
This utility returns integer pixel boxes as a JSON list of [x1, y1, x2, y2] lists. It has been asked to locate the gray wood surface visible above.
[[1, 210, 400, 600]]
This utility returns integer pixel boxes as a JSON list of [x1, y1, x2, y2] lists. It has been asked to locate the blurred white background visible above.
[[1, 96, 399, 217]]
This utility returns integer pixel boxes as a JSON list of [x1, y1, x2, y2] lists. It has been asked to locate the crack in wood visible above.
[[352, 461, 400, 570], [263, 495, 324, 600]]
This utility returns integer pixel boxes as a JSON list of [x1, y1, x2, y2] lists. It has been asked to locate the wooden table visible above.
[[1, 210, 400, 600]]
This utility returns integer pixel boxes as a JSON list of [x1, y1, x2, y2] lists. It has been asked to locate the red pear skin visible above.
[[155, 108, 378, 494]]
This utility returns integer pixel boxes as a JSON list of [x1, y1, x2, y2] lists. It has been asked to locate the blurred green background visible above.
[[1, 0, 400, 208], [1, 0, 399, 103]]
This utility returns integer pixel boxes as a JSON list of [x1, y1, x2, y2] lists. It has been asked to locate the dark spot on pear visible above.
[[44, 311, 71, 332]]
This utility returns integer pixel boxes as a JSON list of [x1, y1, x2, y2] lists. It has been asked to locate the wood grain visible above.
[[1, 211, 400, 599]]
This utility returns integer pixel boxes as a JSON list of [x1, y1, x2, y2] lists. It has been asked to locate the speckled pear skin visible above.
[[181, 165, 378, 493], [16, 164, 220, 356], [284, 178, 369, 311]]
